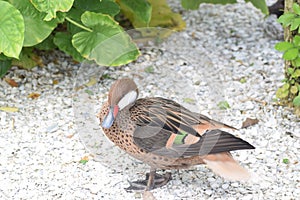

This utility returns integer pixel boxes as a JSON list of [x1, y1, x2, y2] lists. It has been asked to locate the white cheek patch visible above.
[[118, 90, 137, 110]]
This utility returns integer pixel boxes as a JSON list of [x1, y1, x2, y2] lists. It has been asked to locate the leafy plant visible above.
[[276, 3, 300, 107], [278, 3, 300, 33], [0, 0, 268, 78]]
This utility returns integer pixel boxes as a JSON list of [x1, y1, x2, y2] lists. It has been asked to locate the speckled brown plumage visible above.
[[99, 101, 203, 169]]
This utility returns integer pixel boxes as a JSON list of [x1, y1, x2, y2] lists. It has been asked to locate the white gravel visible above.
[[1, 0, 300, 199]]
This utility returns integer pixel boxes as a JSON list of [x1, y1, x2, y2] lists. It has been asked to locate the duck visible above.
[[97, 78, 255, 191]]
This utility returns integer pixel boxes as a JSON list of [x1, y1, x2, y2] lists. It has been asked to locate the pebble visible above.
[[222, 184, 229, 190], [46, 123, 58, 133], [205, 189, 213, 196]]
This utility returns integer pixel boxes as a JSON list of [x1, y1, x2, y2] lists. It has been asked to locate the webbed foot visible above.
[[125, 172, 172, 192]]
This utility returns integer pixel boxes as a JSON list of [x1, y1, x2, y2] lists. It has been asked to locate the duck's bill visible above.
[[102, 107, 115, 128]]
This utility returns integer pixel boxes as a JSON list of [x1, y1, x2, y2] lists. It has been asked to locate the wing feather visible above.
[[131, 97, 253, 158]]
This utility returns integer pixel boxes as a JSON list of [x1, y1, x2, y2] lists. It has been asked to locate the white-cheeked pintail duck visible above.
[[97, 78, 255, 191]]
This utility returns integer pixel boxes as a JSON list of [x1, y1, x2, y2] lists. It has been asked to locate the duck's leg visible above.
[[146, 167, 156, 191], [125, 168, 172, 192]]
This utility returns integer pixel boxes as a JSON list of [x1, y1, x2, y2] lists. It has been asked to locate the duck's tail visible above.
[[203, 152, 251, 181]]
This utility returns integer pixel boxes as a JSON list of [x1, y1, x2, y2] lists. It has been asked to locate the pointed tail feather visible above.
[[199, 129, 255, 155], [203, 152, 251, 181]]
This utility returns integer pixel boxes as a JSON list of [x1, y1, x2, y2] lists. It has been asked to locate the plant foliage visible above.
[[276, 3, 300, 107], [0, 0, 268, 78]]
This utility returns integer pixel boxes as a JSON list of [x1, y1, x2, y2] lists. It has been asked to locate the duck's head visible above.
[[101, 78, 138, 129]]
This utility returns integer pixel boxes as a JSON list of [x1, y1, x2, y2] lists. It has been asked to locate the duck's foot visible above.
[[125, 172, 172, 192]]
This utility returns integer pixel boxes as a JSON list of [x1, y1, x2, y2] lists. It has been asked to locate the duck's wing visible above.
[[131, 97, 235, 135], [131, 97, 254, 158]]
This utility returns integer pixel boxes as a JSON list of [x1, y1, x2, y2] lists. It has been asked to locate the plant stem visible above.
[[65, 17, 92, 32]]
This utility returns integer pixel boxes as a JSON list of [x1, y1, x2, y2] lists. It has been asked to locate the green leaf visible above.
[[292, 69, 300, 78], [293, 35, 300, 46], [0, 59, 12, 78], [72, 11, 140, 66], [181, 0, 237, 10], [290, 85, 298, 94], [117, 0, 152, 27], [0, 1, 24, 59], [74, 0, 100, 11], [245, 0, 269, 15], [30, 0, 74, 21], [94, 0, 120, 16], [283, 158, 289, 164], [293, 96, 300, 106], [74, 0, 120, 16], [293, 57, 300, 66], [290, 17, 300, 31], [276, 87, 289, 99], [79, 159, 88, 164], [34, 34, 56, 50], [278, 13, 296, 27], [275, 42, 294, 52], [290, 79, 295, 84], [239, 77, 247, 83], [287, 67, 294, 75], [53, 32, 84, 62], [11, 48, 37, 70], [217, 101, 230, 110], [293, 3, 300, 15], [283, 48, 298, 60], [283, 83, 290, 90], [276, 83, 290, 99], [144, 66, 154, 73], [9, 0, 62, 47], [84, 89, 94, 95]]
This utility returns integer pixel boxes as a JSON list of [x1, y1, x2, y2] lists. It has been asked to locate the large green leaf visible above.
[[72, 11, 140, 66], [53, 32, 84, 62], [74, 0, 120, 16], [9, 0, 62, 47], [245, 0, 268, 15], [0, 59, 12, 78], [181, 0, 237, 10], [30, 0, 74, 21], [0, 1, 24, 59], [117, 0, 152, 27]]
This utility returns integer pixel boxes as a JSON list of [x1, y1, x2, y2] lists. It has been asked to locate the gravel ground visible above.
[[1, 0, 300, 199]]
